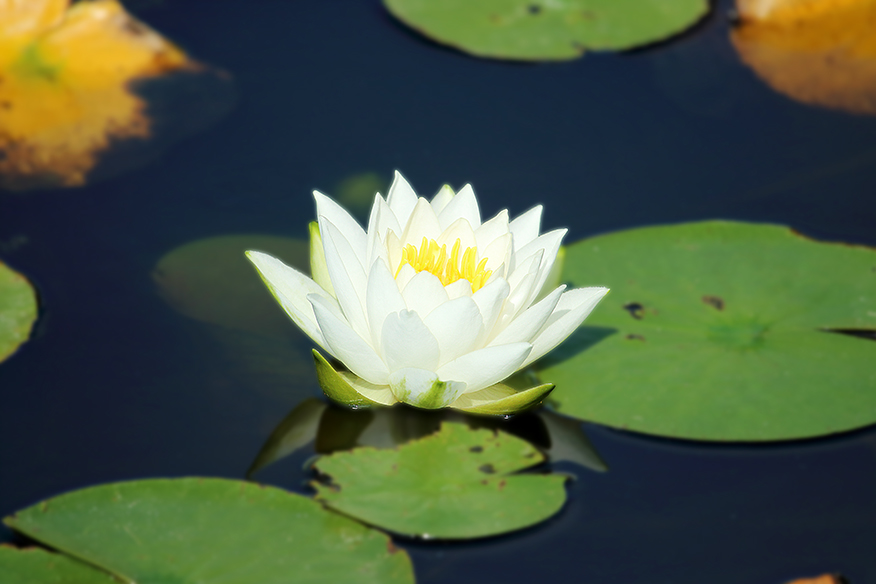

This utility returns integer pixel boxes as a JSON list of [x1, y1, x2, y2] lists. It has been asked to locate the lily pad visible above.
[[4, 478, 415, 584], [0, 261, 38, 364], [313, 422, 568, 539], [154, 235, 309, 339], [538, 220, 876, 441], [154, 235, 314, 402], [383, 0, 709, 61], [0, 546, 116, 584]]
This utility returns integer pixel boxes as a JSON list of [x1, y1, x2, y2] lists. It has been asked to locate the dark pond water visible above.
[[2, 0, 875, 582]]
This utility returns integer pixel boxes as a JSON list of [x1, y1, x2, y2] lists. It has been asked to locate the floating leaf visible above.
[[154, 235, 309, 339], [785, 575, 846, 584], [538, 221, 876, 441], [0, 260, 38, 364], [383, 0, 709, 61], [0, 0, 235, 191], [313, 422, 568, 539], [154, 235, 314, 402], [0, 546, 116, 584], [4, 478, 415, 584], [731, 0, 876, 114]]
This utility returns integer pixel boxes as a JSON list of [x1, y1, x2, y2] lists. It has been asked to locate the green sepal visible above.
[[453, 382, 555, 415], [313, 350, 391, 408]]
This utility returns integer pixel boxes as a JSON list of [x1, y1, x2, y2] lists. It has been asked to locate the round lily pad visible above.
[[153, 235, 314, 402], [0, 546, 116, 584], [153, 235, 308, 339], [4, 478, 415, 584], [383, 0, 708, 61], [538, 221, 876, 441], [0, 261, 37, 364], [313, 422, 568, 539]]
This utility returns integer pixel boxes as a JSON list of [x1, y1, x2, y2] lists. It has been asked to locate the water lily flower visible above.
[[246, 172, 608, 414]]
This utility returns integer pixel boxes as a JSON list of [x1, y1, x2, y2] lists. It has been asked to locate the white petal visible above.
[[402, 271, 449, 316], [498, 251, 543, 329], [430, 184, 455, 215], [437, 342, 532, 394], [488, 285, 565, 346], [313, 190, 367, 266], [374, 194, 402, 239], [380, 310, 440, 372], [474, 210, 509, 249], [395, 262, 417, 291], [389, 368, 466, 409], [509, 205, 542, 253], [401, 198, 442, 247], [471, 277, 511, 339], [437, 183, 481, 230], [365, 195, 395, 268], [386, 170, 418, 227], [437, 217, 477, 252], [365, 259, 406, 350], [245, 251, 329, 349], [385, 229, 404, 275], [423, 297, 483, 366], [444, 279, 473, 299], [319, 218, 370, 339], [309, 294, 389, 384], [534, 245, 565, 303], [482, 232, 512, 274], [519, 228, 567, 307], [523, 287, 609, 367]]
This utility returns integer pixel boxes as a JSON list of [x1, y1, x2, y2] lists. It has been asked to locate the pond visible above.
[[1, 0, 875, 582]]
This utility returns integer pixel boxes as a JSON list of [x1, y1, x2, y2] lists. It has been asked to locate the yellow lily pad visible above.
[[0, 0, 234, 191], [732, 0, 876, 115]]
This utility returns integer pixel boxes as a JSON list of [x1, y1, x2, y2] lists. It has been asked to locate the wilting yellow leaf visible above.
[[0, 0, 218, 191], [785, 575, 845, 584], [731, 0, 876, 114]]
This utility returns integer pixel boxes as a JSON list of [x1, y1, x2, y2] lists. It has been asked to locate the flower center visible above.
[[396, 237, 492, 292]]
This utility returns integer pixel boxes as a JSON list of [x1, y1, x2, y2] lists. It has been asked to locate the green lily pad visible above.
[[383, 0, 708, 61], [153, 235, 308, 339], [153, 235, 315, 403], [0, 260, 37, 364], [313, 422, 568, 539], [538, 220, 876, 441], [4, 478, 415, 584], [0, 546, 116, 584]]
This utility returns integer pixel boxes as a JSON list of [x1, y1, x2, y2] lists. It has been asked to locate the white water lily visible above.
[[246, 171, 608, 412]]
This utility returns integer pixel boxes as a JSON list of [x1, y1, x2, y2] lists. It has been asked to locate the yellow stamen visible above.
[[394, 237, 492, 292]]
